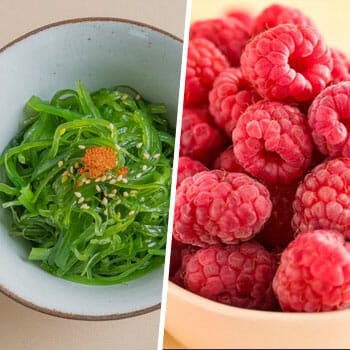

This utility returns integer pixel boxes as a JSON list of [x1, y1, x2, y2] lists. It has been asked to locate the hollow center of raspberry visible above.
[[262, 149, 283, 165], [288, 55, 308, 74]]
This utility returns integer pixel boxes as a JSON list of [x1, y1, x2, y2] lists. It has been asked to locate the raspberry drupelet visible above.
[[241, 24, 332, 102], [273, 229, 350, 312], [185, 38, 229, 107], [252, 3, 314, 35], [213, 146, 244, 173], [308, 82, 350, 157], [292, 157, 350, 239], [180, 107, 227, 167], [209, 67, 261, 137], [190, 17, 250, 66], [330, 48, 350, 84], [232, 100, 313, 184], [184, 243, 278, 310], [177, 156, 208, 187], [173, 170, 272, 246]]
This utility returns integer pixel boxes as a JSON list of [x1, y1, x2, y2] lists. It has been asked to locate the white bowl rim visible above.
[[168, 281, 350, 320], [0, 17, 181, 321]]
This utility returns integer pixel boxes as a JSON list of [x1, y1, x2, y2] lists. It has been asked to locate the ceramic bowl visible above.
[[165, 281, 350, 348], [0, 18, 182, 320]]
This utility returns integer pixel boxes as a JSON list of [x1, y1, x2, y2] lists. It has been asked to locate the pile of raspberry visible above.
[[171, 3, 350, 313]]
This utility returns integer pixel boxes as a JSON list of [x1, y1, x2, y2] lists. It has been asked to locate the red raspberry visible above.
[[226, 8, 254, 33], [252, 4, 313, 35], [292, 158, 350, 239], [185, 38, 229, 107], [174, 170, 272, 246], [180, 107, 227, 166], [209, 67, 261, 136], [177, 156, 207, 187], [308, 82, 350, 157], [213, 146, 244, 173], [184, 243, 278, 310], [170, 243, 198, 287], [256, 182, 297, 250], [190, 18, 249, 66], [273, 229, 350, 312], [232, 100, 313, 184], [241, 24, 332, 102], [330, 48, 350, 84]]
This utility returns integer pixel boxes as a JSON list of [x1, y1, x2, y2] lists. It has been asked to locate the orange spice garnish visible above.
[[79, 146, 117, 178], [117, 166, 129, 177]]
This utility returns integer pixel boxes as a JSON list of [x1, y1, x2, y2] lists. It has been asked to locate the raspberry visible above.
[[256, 182, 297, 250], [330, 48, 350, 84], [184, 243, 278, 310], [190, 18, 250, 66], [170, 242, 198, 287], [292, 158, 350, 239], [209, 67, 261, 136], [273, 229, 350, 312], [252, 4, 313, 35], [213, 146, 244, 173], [241, 24, 332, 102], [180, 107, 227, 166], [308, 82, 350, 157], [185, 38, 229, 107], [232, 100, 313, 184], [173, 170, 272, 246], [226, 8, 254, 33], [177, 157, 207, 187]]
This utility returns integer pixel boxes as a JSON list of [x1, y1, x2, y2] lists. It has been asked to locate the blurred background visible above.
[[163, 0, 350, 348]]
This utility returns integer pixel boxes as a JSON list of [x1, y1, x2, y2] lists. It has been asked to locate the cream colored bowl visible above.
[[166, 281, 350, 348], [0, 18, 182, 320]]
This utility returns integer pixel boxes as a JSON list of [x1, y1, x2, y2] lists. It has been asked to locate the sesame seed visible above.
[[59, 128, 66, 136], [102, 197, 108, 206], [135, 95, 141, 100], [136, 173, 142, 178], [142, 165, 147, 171], [108, 193, 116, 198], [128, 210, 135, 216], [123, 192, 129, 198], [78, 145, 85, 150], [153, 153, 160, 159], [122, 178, 128, 183], [95, 177, 101, 182], [103, 209, 108, 216], [101, 175, 107, 182], [109, 179, 116, 185], [117, 175, 123, 182], [74, 192, 82, 198], [85, 179, 91, 184], [58, 160, 64, 168], [111, 189, 117, 195], [103, 191, 108, 197], [78, 197, 85, 204], [122, 94, 128, 100], [136, 142, 143, 149], [116, 199, 121, 205], [62, 170, 68, 176], [143, 152, 150, 160], [80, 204, 90, 210], [107, 175, 112, 180], [96, 185, 101, 192], [70, 166, 74, 173]]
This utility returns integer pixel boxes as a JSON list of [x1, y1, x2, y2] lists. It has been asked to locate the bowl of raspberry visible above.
[[166, 3, 350, 348]]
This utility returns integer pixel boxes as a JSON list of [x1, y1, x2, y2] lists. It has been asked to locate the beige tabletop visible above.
[[0, 1, 186, 350], [163, 0, 350, 348]]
